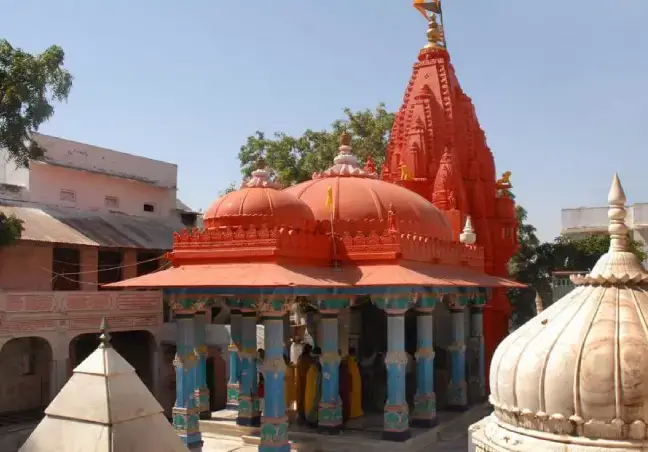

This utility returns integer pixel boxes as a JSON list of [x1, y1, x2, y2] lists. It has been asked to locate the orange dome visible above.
[[204, 167, 314, 229], [283, 135, 452, 239]]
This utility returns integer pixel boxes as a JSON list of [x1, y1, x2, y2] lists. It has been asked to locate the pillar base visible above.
[[186, 439, 204, 451], [411, 417, 438, 428], [226, 383, 240, 409], [317, 401, 342, 432], [382, 430, 411, 442], [260, 416, 290, 452], [172, 407, 202, 447]]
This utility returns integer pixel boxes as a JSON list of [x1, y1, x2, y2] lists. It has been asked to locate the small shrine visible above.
[[19, 319, 189, 452], [471, 173, 648, 451]]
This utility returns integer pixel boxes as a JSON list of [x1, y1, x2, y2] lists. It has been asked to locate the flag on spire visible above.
[[414, 0, 442, 19]]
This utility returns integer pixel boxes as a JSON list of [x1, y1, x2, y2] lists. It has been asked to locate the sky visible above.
[[2, 0, 647, 241]]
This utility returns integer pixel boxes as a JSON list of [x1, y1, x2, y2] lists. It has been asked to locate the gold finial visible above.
[[99, 316, 112, 348], [414, 1, 446, 49], [340, 131, 351, 147], [607, 173, 629, 253]]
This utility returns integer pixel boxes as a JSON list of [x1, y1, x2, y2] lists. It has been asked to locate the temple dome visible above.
[[283, 133, 453, 239], [488, 174, 648, 446], [204, 165, 315, 229]]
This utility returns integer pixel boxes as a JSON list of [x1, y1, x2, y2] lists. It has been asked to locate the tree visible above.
[[238, 104, 395, 186], [218, 182, 236, 196], [0, 39, 73, 166], [0, 212, 24, 247], [550, 234, 646, 271]]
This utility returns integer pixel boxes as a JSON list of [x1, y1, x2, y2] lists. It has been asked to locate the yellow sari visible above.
[[304, 363, 322, 425], [284, 364, 297, 412], [348, 356, 363, 418]]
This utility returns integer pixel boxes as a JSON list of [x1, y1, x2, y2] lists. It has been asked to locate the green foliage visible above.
[[218, 182, 236, 196], [0, 212, 24, 247], [0, 39, 73, 166], [238, 104, 395, 186], [507, 209, 648, 329]]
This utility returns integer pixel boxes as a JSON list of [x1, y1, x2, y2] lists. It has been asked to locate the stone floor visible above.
[[202, 403, 492, 452]]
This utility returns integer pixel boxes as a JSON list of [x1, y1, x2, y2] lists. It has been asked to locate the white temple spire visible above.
[[607, 173, 628, 253], [460, 215, 476, 245]]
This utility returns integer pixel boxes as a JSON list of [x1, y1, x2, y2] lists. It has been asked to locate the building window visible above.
[[143, 203, 155, 213], [52, 247, 81, 290], [59, 189, 76, 203], [105, 196, 119, 208], [137, 251, 160, 276], [97, 249, 123, 289]]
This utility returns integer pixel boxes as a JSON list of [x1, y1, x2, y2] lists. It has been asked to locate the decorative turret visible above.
[[459, 215, 476, 245]]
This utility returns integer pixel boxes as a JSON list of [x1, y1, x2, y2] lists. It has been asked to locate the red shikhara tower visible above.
[[382, 9, 518, 381]]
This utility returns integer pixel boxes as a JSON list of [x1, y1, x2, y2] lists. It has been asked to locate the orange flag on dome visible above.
[[414, 0, 442, 18], [325, 186, 334, 212]]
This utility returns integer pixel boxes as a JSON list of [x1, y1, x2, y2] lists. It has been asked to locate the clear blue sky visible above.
[[2, 0, 647, 241]]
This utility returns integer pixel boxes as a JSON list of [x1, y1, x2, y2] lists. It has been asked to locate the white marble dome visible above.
[[488, 174, 648, 446]]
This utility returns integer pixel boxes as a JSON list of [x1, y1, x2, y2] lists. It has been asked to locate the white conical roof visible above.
[[19, 322, 189, 452], [488, 174, 648, 447]]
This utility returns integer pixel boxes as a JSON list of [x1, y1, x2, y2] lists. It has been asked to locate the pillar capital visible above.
[[374, 292, 414, 312], [169, 293, 211, 314], [314, 295, 350, 314]]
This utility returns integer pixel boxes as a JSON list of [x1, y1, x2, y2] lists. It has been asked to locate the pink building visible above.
[[0, 134, 212, 424]]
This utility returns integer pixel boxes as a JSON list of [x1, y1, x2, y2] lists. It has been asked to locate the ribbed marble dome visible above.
[[489, 174, 648, 445]]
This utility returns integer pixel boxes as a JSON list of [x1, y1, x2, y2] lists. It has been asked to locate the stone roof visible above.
[[19, 323, 189, 452]]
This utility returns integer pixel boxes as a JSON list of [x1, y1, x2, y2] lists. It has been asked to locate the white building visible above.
[[561, 203, 648, 265]]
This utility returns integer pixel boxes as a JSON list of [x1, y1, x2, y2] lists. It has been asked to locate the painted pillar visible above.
[[227, 309, 243, 409], [318, 311, 342, 432], [377, 293, 412, 442], [260, 297, 290, 452], [448, 291, 468, 411], [468, 290, 486, 402], [194, 312, 211, 419], [172, 312, 203, 449], [238, 309, 261, 426], [412, 291, 438, 427]]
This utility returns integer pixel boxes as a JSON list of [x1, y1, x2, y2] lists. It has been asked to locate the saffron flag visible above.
[[325, 186, 334, 211], [414, 0, 442, 18]]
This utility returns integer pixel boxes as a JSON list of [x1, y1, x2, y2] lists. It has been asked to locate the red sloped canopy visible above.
[[104, 260, 524, 289]]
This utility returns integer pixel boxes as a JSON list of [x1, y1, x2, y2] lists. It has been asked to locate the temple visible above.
[[105, 2, 521, 451]]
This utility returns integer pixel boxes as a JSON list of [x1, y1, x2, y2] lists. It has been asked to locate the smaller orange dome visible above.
[[204, 167, 315, 229]]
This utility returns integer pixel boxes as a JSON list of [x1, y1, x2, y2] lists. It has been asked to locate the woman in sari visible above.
[[303, 347, 322, 427], [296, 344, 313, 420], [347, 347, 363, 419]]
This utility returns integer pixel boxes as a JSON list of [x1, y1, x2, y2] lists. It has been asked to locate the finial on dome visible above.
[[460, 215, 476, 245], [607, 173, 628, 252], [256, 157, 267, 170], [99, 316, 112, 348], [243, 159, 281, 189], [535, 291, 543, 315], [340, 131, 351, 147]]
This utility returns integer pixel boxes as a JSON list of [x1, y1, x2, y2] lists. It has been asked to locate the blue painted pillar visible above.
[[318, 311, 342, 432], [382, 304, 410, 441], [194, 312, 211, 419], [237, 309, 261, 426], [260, 300, 290, 452], [412, 306, 437, 427], [172, 312, 203, 449], [227, 309, 243, 409], [448, 292, 468, 411], [468, 291, 486, 402]]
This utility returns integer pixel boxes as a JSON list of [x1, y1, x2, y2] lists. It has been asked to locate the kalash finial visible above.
[[414, 0, 446, 49], [99, 316, 112, 348], [340, 131, 351, 149], [608, 173, 629, 252]]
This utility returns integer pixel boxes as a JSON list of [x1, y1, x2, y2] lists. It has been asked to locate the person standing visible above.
[[338, 350, 351, 423], [257, 348, 265, 412], [303, 347, 322, 427], [347, 347, 363, 419], [296, 344, 313, 420]]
